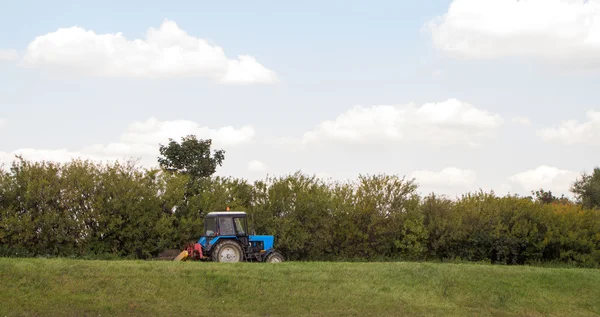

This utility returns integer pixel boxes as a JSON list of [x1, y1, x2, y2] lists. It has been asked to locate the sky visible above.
[[1, 0, 599, 198]]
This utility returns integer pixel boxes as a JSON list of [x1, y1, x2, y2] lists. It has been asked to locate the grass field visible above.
[[0, 258, 599, 317]]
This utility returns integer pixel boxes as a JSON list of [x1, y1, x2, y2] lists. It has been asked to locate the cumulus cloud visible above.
[[538, 110, 600, 145], [17, 20, 277, 83], [411, 167, 477, 188], [428, 0, 600, 67], [119, 117, 255, 147], [0, 117, 255, 167], [247, 160, 268, 173], [512, 116, 532, 126], [0, 49, 19, 61], [300, 99, 503, 147], [509, 165, 579, 195]]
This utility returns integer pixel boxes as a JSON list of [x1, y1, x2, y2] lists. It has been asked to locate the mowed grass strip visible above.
[[0, 258, 599, 317]]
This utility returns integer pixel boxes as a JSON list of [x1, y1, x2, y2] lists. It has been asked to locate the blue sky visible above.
[[1, 0, 599, 198]]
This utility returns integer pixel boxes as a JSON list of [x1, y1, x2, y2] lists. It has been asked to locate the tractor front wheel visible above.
[[212, 240, 244, 263], [265, 251, 284, 263]]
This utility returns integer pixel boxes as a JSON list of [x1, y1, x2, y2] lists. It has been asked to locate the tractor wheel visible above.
[[212, 240, 244, 263], [265, 251, 284, 263]]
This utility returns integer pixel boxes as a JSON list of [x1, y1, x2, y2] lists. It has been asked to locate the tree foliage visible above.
[[158, 135, 225, 182], [571, 168, 600, 209], [532, 189, 571, 205]]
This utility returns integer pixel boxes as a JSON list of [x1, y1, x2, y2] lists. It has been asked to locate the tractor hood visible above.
[[249, 235, 274, 251]]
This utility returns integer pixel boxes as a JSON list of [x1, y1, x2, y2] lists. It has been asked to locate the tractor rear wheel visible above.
[[265, 251, 284, 263], [212, 240, 244, 263]]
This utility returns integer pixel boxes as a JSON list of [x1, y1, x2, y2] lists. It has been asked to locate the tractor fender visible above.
[[262, 248, 279, 259], [200, 236, 239, 252]]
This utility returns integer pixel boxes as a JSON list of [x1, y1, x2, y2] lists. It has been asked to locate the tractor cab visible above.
[[195, 211, 283, 263], [203, 211, 248, 238]]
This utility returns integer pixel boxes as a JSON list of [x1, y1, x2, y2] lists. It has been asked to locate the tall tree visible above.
[[157, 135, 226, 245], [158, 135, 225, 182], [571, 168, 600, 209]]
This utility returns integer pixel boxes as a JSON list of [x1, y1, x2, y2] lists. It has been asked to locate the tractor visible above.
[[174, 211, 284, 263]]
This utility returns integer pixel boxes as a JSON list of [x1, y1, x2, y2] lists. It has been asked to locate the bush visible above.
[[1, 157, 599, 266]]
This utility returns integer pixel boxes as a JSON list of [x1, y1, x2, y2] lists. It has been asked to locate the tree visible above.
[[531, 189, 571, 204], [157, 136, 226, 246], [571, 168, 600, 209], [158, 135, 225, 182]]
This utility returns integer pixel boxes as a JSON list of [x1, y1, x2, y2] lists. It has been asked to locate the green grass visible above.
[[1, 258, 599, 317]]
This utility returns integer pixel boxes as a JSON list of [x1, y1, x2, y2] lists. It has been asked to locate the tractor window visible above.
[[218, 217, 235, 236], [204, 217, 216, 236], [234, 217, 246, 235]]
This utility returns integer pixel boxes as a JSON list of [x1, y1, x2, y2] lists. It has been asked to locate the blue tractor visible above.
[[175, 211, 284, 263]]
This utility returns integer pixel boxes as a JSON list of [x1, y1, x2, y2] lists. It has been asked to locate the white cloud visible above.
[[0, 117, 5, 128], [509, 165, 579, 195], [221, 55, 278, 84], [247, 160, 268, 173], [428, 0, 600, 67], [512, 116, 532, 126], [0, 117, 255, 167], [411, 167, 477, 188], [300, 99, 503, 147], [538, 110, 600, 145], [119, 117, 255, 147], [0, 148, 85, 165], [0, 49, 19, 61], [18, 20, 277, 83]]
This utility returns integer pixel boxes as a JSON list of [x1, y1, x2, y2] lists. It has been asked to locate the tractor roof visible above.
[[205, 211, 247, 217]]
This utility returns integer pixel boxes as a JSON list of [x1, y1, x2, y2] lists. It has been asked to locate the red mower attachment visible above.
[[184, 242, 203, 260]]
